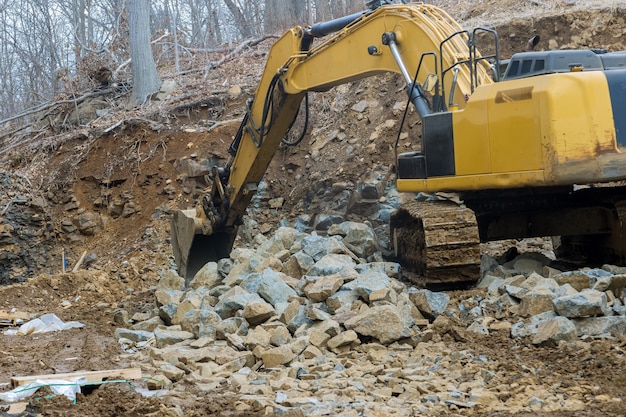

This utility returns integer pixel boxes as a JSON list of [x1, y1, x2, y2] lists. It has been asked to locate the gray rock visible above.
[[351, 100, 369, 112], [553, 289, 611, 318], [131, 316, 164, 332], [303, 274, 344, 302], [510, 311, 558, 338], [519, 292, 554, 317], [293, 214, 313, 232], [344, 304, 412, 344], [326, 290, 360, 313], [408, 288, 450, 320], [243, 299, 276, 324], [553, 269, 611, 291], [179, 309, 222, 339], [573, 316, 626, 337], [504, 285, 528, 300], [114, 328, 154, 342], [307, 254, 358, 279], [158, 304, 178, 326], [241, 268, 297, 307], [282, 251, 315, 279], [555, 283, 579, 298], [158, 269, 185, 291], [217, 258, 232, 277], [189, 262, 222, 289], [215, 289, 263, 319], [467, 320, 489, 335], [284, 304, 313, 334], [301, 235, 348, 261], [216, 317, 249, 339], [532, 316, 577, 346], [354, 262, 401, 279], [328, 221, 380, 259], [342, 270, 391, 302], [224, 251, 266, 286], [155, 289, 183, 307], [154, 328, 195, 348]]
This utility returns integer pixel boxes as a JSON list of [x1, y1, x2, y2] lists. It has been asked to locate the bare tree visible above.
[[128, 0, 161, 104], [223, 0, 253, 39], [314, 0, 331, 22]]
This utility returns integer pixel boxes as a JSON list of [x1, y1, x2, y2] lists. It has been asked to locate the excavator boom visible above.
[[172, 2, 496, 280]]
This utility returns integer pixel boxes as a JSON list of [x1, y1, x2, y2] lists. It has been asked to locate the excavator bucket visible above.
[[171, 209, 237, 281]]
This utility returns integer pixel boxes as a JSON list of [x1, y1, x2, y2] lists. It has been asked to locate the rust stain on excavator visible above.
[[550, 138, 626, 185]]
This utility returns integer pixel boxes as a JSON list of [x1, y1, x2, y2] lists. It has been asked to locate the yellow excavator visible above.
[[172, 0, 626, 286]]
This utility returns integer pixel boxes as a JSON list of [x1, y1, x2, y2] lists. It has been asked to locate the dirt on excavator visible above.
[[1, 1, 626, 416]]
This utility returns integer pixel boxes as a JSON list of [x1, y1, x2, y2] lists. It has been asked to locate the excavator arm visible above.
[[172, 1, 496, 279]]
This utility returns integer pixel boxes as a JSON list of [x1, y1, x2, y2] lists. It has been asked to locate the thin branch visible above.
[[207, 118, 243, 132], [202, 35, 279, 80], [0, 88, 118, 127]]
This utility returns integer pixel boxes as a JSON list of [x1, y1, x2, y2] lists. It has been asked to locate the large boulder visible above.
[[344, 304, 412, 344], [553, 289, 611, 318]]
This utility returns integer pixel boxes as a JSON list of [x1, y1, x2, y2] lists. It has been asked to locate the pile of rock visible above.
[[477, 254, 626, 345], [114, 222, 626, 415]]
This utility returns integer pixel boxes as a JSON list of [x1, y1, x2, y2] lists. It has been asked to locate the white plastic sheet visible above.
[[3, 313, 84, 335], [0, 377, 86, 402]]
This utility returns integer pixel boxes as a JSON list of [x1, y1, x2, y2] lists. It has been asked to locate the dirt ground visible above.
[[2, 1, 626, 416]]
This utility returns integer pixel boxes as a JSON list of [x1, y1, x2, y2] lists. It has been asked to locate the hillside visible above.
[[1, 1, 626, 416]]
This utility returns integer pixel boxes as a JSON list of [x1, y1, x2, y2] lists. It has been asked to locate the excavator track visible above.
[[390, 200, 481, 287]]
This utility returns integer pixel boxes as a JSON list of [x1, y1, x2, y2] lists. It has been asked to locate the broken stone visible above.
[[262, 345, 294, 368], [190, 262, 222, 289], [532, 316, 577, 346], [554, 289, 611, 318], [408, 288, 450, 320], [303, 274, 344, 302], [344, 304, 411, 344], [154, 328, 194, 348], [243, 299, 276, 325]]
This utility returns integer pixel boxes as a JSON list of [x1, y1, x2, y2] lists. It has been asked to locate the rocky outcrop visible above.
[[0, 173, 56, 284]]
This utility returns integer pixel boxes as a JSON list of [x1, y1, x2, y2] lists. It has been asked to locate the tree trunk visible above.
[[128, 0, 161, 104], [264, 0, 296, 33], [223, 0, 252, 39]]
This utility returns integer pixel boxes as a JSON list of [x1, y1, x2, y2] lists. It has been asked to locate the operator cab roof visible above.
[[502, 49, 626, 80]]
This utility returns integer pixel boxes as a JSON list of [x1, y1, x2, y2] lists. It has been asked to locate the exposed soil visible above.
[[2, 1, 626, 416]]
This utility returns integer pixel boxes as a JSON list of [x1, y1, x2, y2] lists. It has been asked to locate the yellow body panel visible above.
[[397, 171, 546, 193], [399, 70, 624, 193]]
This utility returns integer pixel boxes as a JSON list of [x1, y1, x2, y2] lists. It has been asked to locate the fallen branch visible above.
[[203, 35, 279, 80], [207, 118, 244, 132], [0, 88, 118, 127], [103, 117, 164, 134], [72, 251, 88, 272]]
